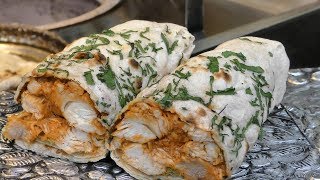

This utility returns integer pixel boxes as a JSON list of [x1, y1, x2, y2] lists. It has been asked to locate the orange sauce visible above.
[[118, 99, 227, 179], [5, 77, 105, 155]]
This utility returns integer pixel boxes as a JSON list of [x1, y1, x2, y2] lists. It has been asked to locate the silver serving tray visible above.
[[0, 68, 319, 179]]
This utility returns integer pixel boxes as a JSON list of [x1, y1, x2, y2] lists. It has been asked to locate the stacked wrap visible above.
[[2, 20, 195, 162], [110, 37, 290, 179]]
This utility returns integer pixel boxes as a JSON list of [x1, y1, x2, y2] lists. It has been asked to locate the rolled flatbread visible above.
[[110, 37, 290, 179], [2, 20, 195, 163]]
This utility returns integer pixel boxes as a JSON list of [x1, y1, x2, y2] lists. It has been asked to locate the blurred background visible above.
[[0, 0, 320, 68]]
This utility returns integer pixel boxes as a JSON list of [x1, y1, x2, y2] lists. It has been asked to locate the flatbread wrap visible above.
[[2, 20, 195, 163], [110, 37, 290, 179]]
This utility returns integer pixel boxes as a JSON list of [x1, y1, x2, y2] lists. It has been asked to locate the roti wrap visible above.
[[2, 20, 195, 162], [110, 37, 290, 179]]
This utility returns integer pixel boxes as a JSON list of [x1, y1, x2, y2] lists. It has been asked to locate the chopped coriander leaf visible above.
[[250, 98, 259, 107], [69, 44, 98, 52], [211, 115, 218, 129], [260, 89, 272, 99], [97, 65, 116, 90], [247, 111, 260, 127], [107, 49, 123, 60], [220, 116, 232, 129], [268, 52, 273, 57], [140, 27, 150, 40], [135, 40, 146, 53], [85, 38, 93, 44], [119, 30, 138, 39], [98, 37, 110, 44], [239, 37, 263, 45], [114, 40, 122, 46], [207, 56, 220, 73], [251, 74, 268, 87], [83, 70, 95, 85], [206, 76, 215, 106], [181, 107, 188, 111], [102, 29, 115, 36], [169, 40, 178, 53], [254, 86, 263, 110], [173, 68, 191, 79], [100, 102, 111, 107], [224, 63, 231, 70], [37, 68, 47, 73], [53, 69, 69, 77], [119, 67, 132, 76], [128, 42, 135, 57], [245, 87, 253, 95], [174, 86, 205, 104], [156, 85, 205, 108], [206, 87, 236, 96], [161, 33, 178, 54], [231, 59, 264, 74], [222, 51, 246, 61], [146, 72, 158, 86], [148, 43, 163, 52]]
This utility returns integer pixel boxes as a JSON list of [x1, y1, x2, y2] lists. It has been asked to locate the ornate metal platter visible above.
[[0, 67, 319, 179]]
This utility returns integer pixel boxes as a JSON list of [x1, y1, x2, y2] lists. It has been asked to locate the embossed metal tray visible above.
[[0, 67, 319, 179]]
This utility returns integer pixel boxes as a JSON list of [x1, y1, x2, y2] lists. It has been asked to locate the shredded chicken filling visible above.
[[4, 78, 106, 156], [114, 100, 227, 179]]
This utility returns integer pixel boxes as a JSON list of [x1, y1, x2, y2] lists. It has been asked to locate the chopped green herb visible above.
[[181, 107, 188, 111], [69, 44, 98, 52], [251, 74, 268, 87], [97, 65, 116, 90], [211, 115, 218, 129], [173, 68, 191, 80], [83, 70, 95, 85], [268, 51, 273, 57], [161, 33, 178, 54], [140, 27, 150, 40], [254, 86, 263, 110], [135, 40, 146, 54], [207, 56, 220, 73], [146, 72, 158, 86], [100, 102, 111, 108], [119, 30, 138, 39], [114, 40, 122, 46], [260, 89, 272, 99], [231, 59, 264, 74], [206, 76, 215, 106], [250, 98, 259, 107], [222, 51, 246, 61], [221, 116, 232, 129], [148, 43, 163, 52], [245, 87, 253, 95], [53, 69, 69, 77], [178, 56, 184, 65], [119, 67, 132, 76], [224, 63, 231, 70], [37, 68, 47, 73], [102, 29, 115, 36], [206, 87, 236, 96], [239, 37, 263, 45], [98, 37, 110, 44], [107, 49, 123, 60], [156, 85, 205, 108]]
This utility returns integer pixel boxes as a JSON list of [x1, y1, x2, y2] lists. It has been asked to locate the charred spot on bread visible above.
[[197, 108, 207, 117], [129, 59, 139, 69], [215, 69, 231, 82]]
